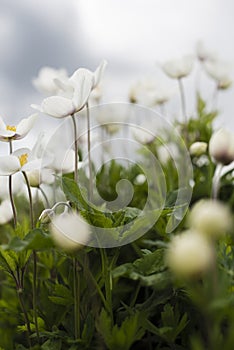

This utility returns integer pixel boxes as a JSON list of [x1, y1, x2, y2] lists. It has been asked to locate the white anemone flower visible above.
[[196, 41, 217, 62], [129, 78, 174, 106], [161, 55, 194, 79], [189, 199, 232, 240], [0, 199, 13, 225], [32, 66, 68, 95], [165, 230, 214, 278], [0, 114, 37, 142], [50, 211, 91, 251], [31, 60, 107, 118], [0, 148, 42, 176], [209, 128, 234, 165], [204, 60, 232, 89]]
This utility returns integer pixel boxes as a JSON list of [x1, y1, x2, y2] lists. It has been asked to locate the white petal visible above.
[[12, 148, 31, 158], [71, 70, 93, 110], [0, 155, 20, 175], [21, 159, 42, 172], [0, 200, 13, 225], [16, 114, 38, 139], [50, 212, 90, 250], [41, 96, 75, 118], [0, 128, 16, 140], [93, 60, 107, 88]]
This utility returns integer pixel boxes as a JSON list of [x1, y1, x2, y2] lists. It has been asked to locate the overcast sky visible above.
[[0, 0, 234, 138]]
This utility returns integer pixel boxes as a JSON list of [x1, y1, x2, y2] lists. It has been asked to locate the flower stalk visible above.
[[86, 102, 93, 201], [71, 114, 78, 183], [22, 171, 40, 343], [8, 140, 17, 228]]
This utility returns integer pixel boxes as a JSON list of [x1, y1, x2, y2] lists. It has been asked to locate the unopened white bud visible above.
[[189, 142, 207, 157], [189, 199, 232, 240], [166, 230, 214, 278], [50, 212, 90, 251], [209, 129, 234, 165]]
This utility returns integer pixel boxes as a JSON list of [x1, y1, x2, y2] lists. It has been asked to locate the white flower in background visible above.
[[209, 128, 234, 165], [189, 142, 208, 157], [129, 78, 174, 106], [50, 211, 90, 251], [134, 174, 146, 185], [0, 148, 42, 176], [189, 199, 232, 240], [0, 114, 37, 141], [161, 55, 194, 79], [0, 173, 24, 199], [32, 66, 68, 95], [132, 124, 156, 144], [165, 230, 214, 278], [32, 60, 107, 118], [0, 199, 13, 225], [96, 106, 127, 134], [204, 60, 232, 89], [196, 41, 217, 62]]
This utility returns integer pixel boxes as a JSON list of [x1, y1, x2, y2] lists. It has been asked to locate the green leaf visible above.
[[97, 309, 145, 350], [48, 284, 73, 306], [61, 176, 89, 211]]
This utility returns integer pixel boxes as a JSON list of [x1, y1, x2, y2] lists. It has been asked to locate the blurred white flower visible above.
[[50, 211, 90, 251], [96, 106, 127, 134], [189, 142, 207, 157], [0, 114, 37, 141], [129, 78, 173, 106], [161, 55, 194, 79], [166, 230, 214, 278], [0, 199, 13, 225], [134, 174, 146, 185], [132, 124, 156, 144], [189, 199, 232, 240], [0, 173, 24, 199], [196, 41, 217, 62], [32, 66, 68, 95], [209, 128, 234, 165], [204, 60, 232, 89]]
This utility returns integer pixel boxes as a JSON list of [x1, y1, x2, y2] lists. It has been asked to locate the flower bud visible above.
[[189, 199, 232, 240], [27, 169, 41, 187], [189, 142, 207, 157], [165, 230, 214, 278], [209, 129, 234, 165], [50, 212, 90, 251]]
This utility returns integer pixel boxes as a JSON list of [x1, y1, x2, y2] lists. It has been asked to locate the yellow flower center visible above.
[[19, 153, 28, 167], [6, 125, 16, 132]]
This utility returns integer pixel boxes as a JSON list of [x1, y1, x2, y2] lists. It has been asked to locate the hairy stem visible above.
[[71, 114, 78, 183], [211, 163, 223, 199], [73, 257, 81, 339], [39, 186, 50, 208], [8, 140, 17, 228], [86, 103, 93, 201], [22, 171, 40, 342]]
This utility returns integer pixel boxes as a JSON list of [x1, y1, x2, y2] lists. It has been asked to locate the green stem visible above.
[[86, 102, 93, 201], [73, 257, 80, 339], [17, 290, 32, 348], [39, 186, 50, 208], [211, 163, 223, 199], [178, 78, 188, 144], [22, 171, 40, 343], [71, 114, 78, 183], [100, 248, 113, 325], [8, 140, 17, 228]]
